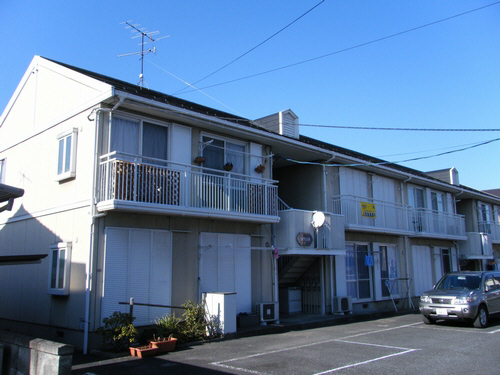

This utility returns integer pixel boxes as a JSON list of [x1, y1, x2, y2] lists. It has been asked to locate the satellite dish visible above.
[[311, 211, 325, 228]]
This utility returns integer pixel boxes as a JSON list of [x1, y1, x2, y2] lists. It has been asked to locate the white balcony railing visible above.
[[332, 195, 411, 234], [410, 208, 466, 238], [98, 153, 279, 219], [332, 195, 466, 238], [478, 221, 500, 243], [459, 232, 493, 257]]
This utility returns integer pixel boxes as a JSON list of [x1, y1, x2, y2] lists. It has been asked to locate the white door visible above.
[[199, 233, 252, 313], [412, 245, 433, 295]]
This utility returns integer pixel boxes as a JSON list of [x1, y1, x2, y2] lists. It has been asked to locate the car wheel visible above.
[[473, 306, 488, 328], [422, 315, 435, 325]]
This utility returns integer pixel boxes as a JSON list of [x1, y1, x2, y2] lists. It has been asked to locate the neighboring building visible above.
[[272, 131, 471, 312], [2, 56, 500, 353], [427, 171, 500, 272]]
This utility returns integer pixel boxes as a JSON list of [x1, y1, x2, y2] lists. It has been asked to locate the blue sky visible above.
[[1, 1, 499, 190]]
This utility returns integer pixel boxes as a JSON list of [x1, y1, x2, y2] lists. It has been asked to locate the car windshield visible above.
[[435, 275, 482, 290]]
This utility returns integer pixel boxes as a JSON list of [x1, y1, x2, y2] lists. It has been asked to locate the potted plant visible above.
[[150, 334, 177, 353], [223, 162, 233, 171], [133, 344, 159, 358], [194, 156, 206, 165], [255, 164, 265, 174]]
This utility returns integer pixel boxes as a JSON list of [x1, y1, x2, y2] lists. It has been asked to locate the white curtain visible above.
[[111, 117, 139, 156]]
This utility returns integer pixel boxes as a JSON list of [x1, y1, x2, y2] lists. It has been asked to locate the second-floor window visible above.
[[408, 186, 425, 209], [56, 128, 78, 181], [110, 116, 168, 162], [202, 135, 245, 174]]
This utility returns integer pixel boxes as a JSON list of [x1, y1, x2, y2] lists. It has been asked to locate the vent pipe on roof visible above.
[[254, 109, 299, 139]]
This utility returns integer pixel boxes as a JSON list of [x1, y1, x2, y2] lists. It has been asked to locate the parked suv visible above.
[[419, 271, 500, 328]]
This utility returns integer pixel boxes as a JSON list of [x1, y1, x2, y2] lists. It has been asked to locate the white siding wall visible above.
[[339, 168, 369, 197]]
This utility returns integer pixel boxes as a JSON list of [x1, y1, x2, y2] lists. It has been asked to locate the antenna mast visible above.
[[118, 21, 168, 87]]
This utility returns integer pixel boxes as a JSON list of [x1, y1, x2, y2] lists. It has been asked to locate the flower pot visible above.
[[255, 165, 265, 173], [194, 157, 206, 165], [223, 163, 233, 171], [150, 337, 177, 353], [135, 345, 159, 358]]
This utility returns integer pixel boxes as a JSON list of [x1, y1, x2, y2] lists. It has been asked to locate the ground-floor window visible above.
[[439, 248, 452, 274], [346, 243, 371, 300]]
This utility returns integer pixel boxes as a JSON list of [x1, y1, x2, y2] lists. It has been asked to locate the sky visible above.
[[1, 0, 499, 190]]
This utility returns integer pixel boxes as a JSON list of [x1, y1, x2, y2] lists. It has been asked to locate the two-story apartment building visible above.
[[0, 56, 309, 352], [2, 56, 500, 353]]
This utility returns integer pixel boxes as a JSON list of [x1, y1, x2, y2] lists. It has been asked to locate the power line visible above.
[[284, 137, 500, 168], [178, 1, 500, 94], [172, 0, 325, 95], [298, 124, 500, 131]]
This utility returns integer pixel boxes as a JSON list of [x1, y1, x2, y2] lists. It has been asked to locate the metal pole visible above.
[[130, 297, 134, 318]]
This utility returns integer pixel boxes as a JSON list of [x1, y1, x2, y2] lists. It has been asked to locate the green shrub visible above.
[[155, 313, 181, 339], [153, 300, 219, 344], [98, 312, 137, 352]]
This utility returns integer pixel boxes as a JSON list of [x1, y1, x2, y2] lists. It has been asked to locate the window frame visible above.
[[48, 242, 72, 295], [0, 158, 5, 183], [346, 242, 373, 301], [56, 128, 78, 181], [108, 114, 170, 163], [200, 132, 247, 174], [439, 248, 452, 275]]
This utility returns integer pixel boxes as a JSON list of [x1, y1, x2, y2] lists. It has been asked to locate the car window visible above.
[[484, 276, 495, 291], [493, 276, 500, 290], [436, 275, 481, 290]]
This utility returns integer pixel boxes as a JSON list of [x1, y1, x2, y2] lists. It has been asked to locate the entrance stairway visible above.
[[278, 256, 317, 285]]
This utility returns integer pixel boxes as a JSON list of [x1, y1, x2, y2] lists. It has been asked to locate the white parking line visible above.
[[210, 322, 420, 375], [312, 349, 418, 375]]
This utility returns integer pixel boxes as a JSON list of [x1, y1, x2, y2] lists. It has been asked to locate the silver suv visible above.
[[419, 271, 500, 328]]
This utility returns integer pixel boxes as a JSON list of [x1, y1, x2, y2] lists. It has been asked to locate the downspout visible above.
[[83, 96, 123, 354]]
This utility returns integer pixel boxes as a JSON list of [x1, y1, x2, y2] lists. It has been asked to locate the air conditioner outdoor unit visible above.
[[333, 296, 352, 314], [256, 302, 279, 323]]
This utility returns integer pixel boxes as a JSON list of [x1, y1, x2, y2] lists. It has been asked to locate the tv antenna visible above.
[[118, 21, 169, 87]]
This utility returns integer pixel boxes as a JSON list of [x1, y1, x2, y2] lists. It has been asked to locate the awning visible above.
[[0, 183, 24, 212]]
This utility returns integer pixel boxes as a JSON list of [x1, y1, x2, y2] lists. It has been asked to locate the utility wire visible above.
[[173, 0, 325, 95], [178, 1, 500, 94], [284, 137, 500, 168], [298, 124, 500, 131]]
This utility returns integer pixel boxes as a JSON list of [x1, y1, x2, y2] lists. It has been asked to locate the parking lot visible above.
[[73, 313, 500, 374]]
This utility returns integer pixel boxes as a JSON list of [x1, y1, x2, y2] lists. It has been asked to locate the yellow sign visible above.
[[361, 202, 376, 218]]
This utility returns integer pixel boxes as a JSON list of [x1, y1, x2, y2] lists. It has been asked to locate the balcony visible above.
[[332, 195, 466, 239], [332, 195, 412, 235], [96, 153, 279, 223], [410, 209, 466, 239], [478, 221, 500, 243], [276, 209, 345, 255], [459, 232, 493, 258]]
